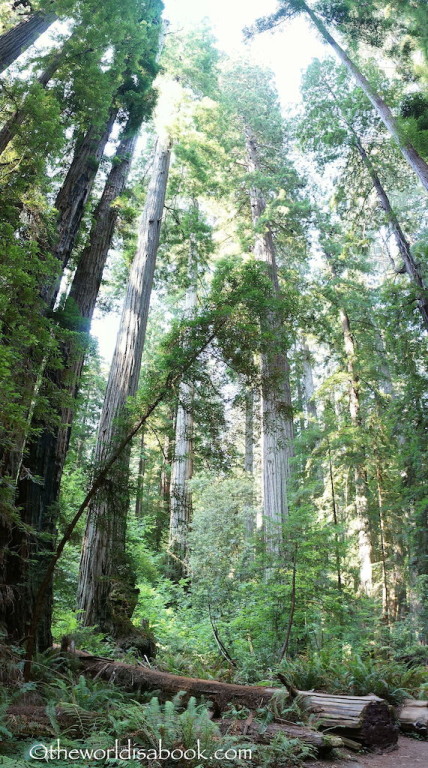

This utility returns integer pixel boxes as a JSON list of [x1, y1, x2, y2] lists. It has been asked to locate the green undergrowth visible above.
[[277, 647, 428, 705], [0, 649, 317, 768], [1, 631, 427, 767]]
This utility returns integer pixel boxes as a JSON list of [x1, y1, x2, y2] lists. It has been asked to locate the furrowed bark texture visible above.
[[0, 121, 139, 651], [168, 273, 197, 579], [245, 127, 294, 550], [301, 1, 428, 192], [45, 108, 118, 305], [0, 11, 57, 73], [77, 136, 171, 639]]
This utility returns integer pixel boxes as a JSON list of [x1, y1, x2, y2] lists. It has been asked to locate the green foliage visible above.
[[280, 645, 428, 704]]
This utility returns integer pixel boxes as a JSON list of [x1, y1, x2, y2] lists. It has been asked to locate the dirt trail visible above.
[[309, 737, 428, 768]]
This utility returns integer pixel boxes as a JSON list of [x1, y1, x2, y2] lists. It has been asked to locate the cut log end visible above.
[[359, 700, 400, 751]]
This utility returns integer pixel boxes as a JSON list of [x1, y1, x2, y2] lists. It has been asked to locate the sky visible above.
[[162, 0, 326, 105], [92, 0, 327, 362]]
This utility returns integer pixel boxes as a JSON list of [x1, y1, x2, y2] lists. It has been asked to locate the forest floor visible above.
[[307, 736, 428, 768]]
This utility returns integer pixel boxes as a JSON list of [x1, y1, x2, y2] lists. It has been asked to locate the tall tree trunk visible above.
[[339, 306, 373, 594], [300, 1, 428, 192], [321, 79, 428, 325], [168, 276, 197, 581], [77, 135, 171, 637], [134, 429, 146, 519], [245, 127, 293, 552], [46, 107, 118, 306], [375, 464, 390, 624], [160, 427, 172, 547], [327, 442, 342, 591], [244, 386, 255, 539], [244, 387, 254, 474], [301, 341, 317, 421], [0, 10, 57, 73], [0, 117, 139, 651], [352, 137, 428, 328]]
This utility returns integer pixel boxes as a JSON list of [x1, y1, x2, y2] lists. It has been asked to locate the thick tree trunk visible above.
[[0, 87, 117, 494], [301, 1, 428, 193], [245, 128, 293, 552], [168, 275, 197, 580], [0, 11, 57, 73], [46, 108, 118, 305], [296, 690, 398, 750], [168, 378, 194, 578], [339, 306, 373, 594], [0, 119, 139, 651], [77, 136, 171, 640]]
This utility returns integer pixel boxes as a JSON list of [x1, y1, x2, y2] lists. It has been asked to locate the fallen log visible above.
[[295, 691, 398, 751], [5, 705, 101, 738], [217, 718, 343, 753], [73, 651, 398, 750], [5, 705, 341, 754], [398, 699, 428, 736], [77, 653, 278, 713]]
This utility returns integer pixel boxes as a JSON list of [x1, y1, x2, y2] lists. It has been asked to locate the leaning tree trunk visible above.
[[301, 1, 428, 193], [45, 107, 118, 306], [1, 118, 140, 652], [0, 10, 57, 73], [353, 136, 428, 328], [77, 135, 171, 645], [321, 82, 428, 326], [245, 127, 294, 552], [168, 243, 197, 580]]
